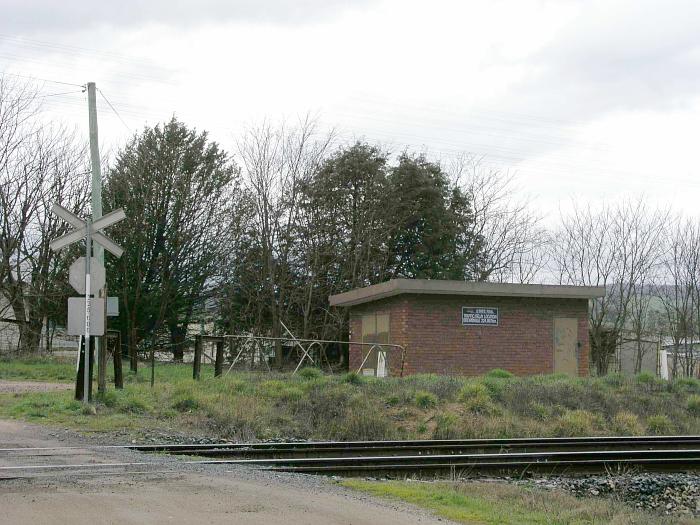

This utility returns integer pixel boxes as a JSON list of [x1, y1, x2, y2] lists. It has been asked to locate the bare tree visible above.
[[551, 199, 667, 375], [448, 155, 545, 283], [236, 116, 333, 367], [655, 218, 700, 378], [0, 76, 89, 355]]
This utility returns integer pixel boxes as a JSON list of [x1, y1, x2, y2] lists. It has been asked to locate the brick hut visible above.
[[329, 279, 605, 378]]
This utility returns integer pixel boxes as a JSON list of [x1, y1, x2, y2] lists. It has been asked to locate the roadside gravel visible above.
[[0, 419, 452, 525], [0, 380, 71, 393], [524, 474, 700, 518]]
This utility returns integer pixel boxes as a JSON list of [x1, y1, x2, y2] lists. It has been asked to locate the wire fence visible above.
[[191, 334, 406, 380]]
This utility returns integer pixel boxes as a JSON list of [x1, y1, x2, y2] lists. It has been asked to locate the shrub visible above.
[[674, 377, 700, 394], [204, 394, 269, 440], [687, 395, 700, 416], [500, 377, 588, 415], [221, 379, 249, 394], [386, 394, 400, 406], [636, 372, 656, 383], [433, 412, 459, 439], [459, 383, 489, 400], [482, 376, 509, 399], [486, 368, 513, 379], [341, 372, 365, 385], [646, 415, 674, 435], [554, 410, 599, 436], [459, 383, 494, 414], [417, 422, 428, 434], [403, 374, 463, 401], [602, 373, 626, 388], [528, 402, 552, 421], [414, 391, 438, 409], [172, 395, 199, 412], [259, 380, 286, 397], [291, 384, 354, 433], [81, 404, 97, 416], [65, 400, 83, 412], [276, 386, 304, 403], [118, 395, 151, 414], [97, 390, 118, 408], [333, 398, 393, 441], [297, 367, 323, 380], [611, 411, 644, 435], [635, 372, 664, 392]]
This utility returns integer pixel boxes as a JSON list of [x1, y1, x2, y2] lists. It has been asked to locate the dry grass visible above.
[[342, 480, 695, 525], [1, 360, 700, 441]]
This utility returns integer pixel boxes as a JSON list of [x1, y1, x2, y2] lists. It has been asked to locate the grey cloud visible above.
[[455, 0, 700, 167], [525, 0, 700, 115], [3, 0, 373, 35]]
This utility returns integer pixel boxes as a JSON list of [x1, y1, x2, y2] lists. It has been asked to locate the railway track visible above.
[[127, 435, 700, 458], [2, 436, 700, 477]]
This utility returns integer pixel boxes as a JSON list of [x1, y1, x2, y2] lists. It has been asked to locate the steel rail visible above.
[[181, 448, 700, 466], [3, 449, 700, 470], [182, 448, 700, 475], [129, 435, 700, 452], [137, 436, 700, 458], [2, 435, 700, 455], [3, 446, 700, 478], [269, 457, 700, 476]]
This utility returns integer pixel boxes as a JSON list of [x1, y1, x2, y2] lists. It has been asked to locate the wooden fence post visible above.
[[193, 336, 202, 380], [98, 336, 107, 395], [113, 332, 123, 389], [214, 339, 225, 377]]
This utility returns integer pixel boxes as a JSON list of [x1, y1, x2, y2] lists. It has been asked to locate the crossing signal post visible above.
[[47, 81, 127, 404], [49, 205, 125, 403]]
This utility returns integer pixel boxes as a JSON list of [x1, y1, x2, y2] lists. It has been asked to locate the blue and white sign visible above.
[[462, 307, 499, 326]]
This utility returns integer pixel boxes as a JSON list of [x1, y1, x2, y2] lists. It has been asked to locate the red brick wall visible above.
[[349, 294, 590, 377], [349, 296, 409, 376]]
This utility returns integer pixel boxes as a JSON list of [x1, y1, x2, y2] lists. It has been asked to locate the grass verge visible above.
[[341, 480, 696, 524], [1, 359, 700, 441]]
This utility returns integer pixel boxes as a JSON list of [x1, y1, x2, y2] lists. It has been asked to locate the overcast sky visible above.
[[2, 0, 699, 222]]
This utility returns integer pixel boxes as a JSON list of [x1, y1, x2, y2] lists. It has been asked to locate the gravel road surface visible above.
[[0, 419, 449, 525], [0, 380, 72, 393]]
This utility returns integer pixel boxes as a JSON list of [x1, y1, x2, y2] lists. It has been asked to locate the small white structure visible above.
[[0, 294, 20, 353], [615, 333, 660, 376], [660, 339, 700, 380]]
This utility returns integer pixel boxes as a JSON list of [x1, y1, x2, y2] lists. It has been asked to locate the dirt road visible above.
[[0, 380, 72, 393], [0, 419, 449, 525]]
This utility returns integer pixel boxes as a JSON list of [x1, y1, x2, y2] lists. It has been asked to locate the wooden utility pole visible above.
[[87, 82, 106, 398]]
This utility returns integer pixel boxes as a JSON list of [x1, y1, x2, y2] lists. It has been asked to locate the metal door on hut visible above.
[[361, 313, 390, 377], [553, 317, 578, 376]]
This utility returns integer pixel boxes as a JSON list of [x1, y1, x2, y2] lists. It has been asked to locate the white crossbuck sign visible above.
[[49, 203, 125, 338], [49, 204, 126, 257]]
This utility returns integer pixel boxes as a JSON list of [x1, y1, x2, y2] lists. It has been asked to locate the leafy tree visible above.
[[105, 118, 236, 365], [289, 142, 390, 343], [386, 153, 482, 280]]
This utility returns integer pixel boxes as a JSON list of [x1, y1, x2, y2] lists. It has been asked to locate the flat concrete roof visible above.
[[329, 279, 605, 307]]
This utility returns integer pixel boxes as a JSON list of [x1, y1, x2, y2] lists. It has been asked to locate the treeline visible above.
[[104, 117, 540, 365], [1, 78, 699, 377]]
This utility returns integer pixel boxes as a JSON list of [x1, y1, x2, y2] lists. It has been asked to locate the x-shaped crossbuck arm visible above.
[[49, 204, 125, 257]]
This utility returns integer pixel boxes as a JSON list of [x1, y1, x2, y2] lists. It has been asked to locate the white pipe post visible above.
[[83, 220, 92, 403], [87, 82, 103, 385]]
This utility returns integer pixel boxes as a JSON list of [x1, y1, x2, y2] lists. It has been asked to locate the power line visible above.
[[98, 88, 131, 132], [39, 89, 85, 98], [0, 71, 85, 89], [0, 33, 165, 69]]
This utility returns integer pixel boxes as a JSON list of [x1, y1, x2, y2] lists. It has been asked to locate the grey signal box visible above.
[[67, 298, 105, 336]]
